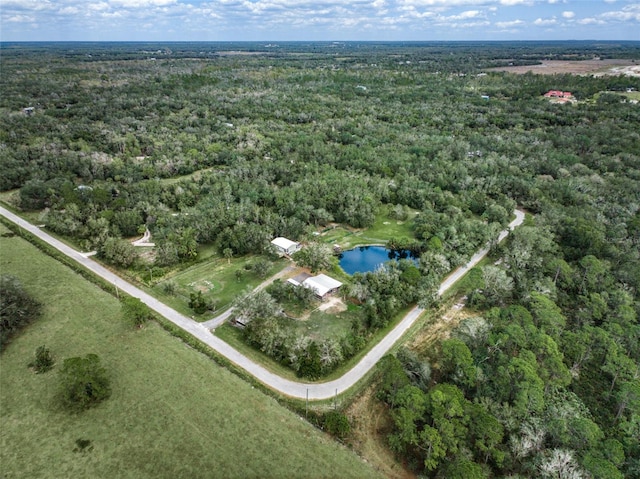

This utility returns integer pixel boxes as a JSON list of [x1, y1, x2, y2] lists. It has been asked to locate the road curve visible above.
[[0, 206, 524, 400]]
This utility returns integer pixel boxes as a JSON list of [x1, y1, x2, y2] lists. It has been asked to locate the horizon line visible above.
[[3, 39, 639, 44]]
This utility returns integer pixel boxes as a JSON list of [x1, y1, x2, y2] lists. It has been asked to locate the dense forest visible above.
[[1, 41, 639, 478]]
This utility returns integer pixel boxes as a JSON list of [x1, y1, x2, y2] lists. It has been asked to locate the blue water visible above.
[[338, 245, 417, 275]]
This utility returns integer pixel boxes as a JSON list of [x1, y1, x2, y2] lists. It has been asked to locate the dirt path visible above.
[[201, 263, 297, 329], [132, 228, 154, 247]]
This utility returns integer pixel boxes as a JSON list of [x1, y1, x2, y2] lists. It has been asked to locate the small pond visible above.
[[338, 245, 418, 275]]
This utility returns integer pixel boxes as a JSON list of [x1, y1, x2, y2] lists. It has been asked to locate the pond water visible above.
[[338, 245, 417, 275]]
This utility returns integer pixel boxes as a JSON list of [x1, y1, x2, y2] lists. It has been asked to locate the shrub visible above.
[[189, 291, 212, 314], [323, 411, 351, 439], [121, 296, 153, 326], [29, 345, 54, 373], [0, 274, 42, 348], [162, 281, 177, 295], [59, 354, 111, 411]]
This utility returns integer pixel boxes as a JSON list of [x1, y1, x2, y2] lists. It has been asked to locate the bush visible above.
[[162, 281, 177, 295], [0, 274, 42, 348], [29, 345, 54, 373], [98, 237, 138, 268], [121, 296, 153, 326], [59, 354, 111, 411], [189, 291, 212, 314], [323, 411, 351, 439], [253, 259, 272, 279]]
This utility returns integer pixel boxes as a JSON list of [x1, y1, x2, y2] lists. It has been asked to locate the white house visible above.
[[271, 237, 301, 256]]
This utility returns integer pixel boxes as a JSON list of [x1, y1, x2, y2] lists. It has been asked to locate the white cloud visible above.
[[101, 10, 125, 18], [447, 9, 481, 20], [601, 4, 640, 22], [495, 19, 524, 28], [1, 0, 639, 41], [88, 2, 111, 11], [59, 6, 80, 15], [110, 0, 177, 7], [2, 0, 46, 7], [577, 17, 605, 25], [1, 0, 53, 11], [6, 14, 36, 23], [534, 16, 557, 25], [399, 0, 524, 5]]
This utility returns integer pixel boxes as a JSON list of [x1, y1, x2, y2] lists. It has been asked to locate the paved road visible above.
[[0, 206, 524, 400], [201, 264, 297, 329], [438, 209, 525, 296]]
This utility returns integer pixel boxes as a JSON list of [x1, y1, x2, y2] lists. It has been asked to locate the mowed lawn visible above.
[[152, 255, 286, 320], [0, 226, 380, 479], [321, 207, 418, 250], [290, 307, 358, 342]]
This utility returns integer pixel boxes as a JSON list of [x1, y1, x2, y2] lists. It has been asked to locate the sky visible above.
[[1, 0, 639, 42]]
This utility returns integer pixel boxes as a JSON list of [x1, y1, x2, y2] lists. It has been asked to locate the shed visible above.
[[271, 237, 301, 256], [301, 274, 342, 299], [288, 272, 312, 287]]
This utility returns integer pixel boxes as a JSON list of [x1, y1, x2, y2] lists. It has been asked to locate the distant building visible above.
[[271, 237, 301, 256], [544, 90, 573, 99]]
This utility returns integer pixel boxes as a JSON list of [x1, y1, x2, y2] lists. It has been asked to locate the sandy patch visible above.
[[215, 51, 269, 56], [318, 296, 347, 313], [189, 280, 214, 293], [407, 297, 476, 356], [488, 59, 639, 76]]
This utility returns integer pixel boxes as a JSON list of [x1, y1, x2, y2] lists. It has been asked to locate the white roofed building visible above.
[[301, 274, 342, 299], [271, 237, 301, 256]]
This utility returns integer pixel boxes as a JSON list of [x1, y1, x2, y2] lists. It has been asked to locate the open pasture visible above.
[[0, 224, 379, 479]]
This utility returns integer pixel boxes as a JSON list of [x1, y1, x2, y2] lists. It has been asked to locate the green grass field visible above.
[[621, 90, 640, 101], [292, 306, 357, 342], [151, 255, 286, 321], [321, 206, 418, 250], [0, 224, 381, 479]]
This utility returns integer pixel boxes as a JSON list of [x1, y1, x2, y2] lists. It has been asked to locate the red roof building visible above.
[[544, 90, 573, 98]]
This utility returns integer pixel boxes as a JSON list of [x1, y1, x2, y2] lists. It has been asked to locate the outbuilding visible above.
[[271, 237, 301, 256], [300, 274, 342, 300]]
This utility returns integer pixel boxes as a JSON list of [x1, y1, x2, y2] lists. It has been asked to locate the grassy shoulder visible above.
[[0, 224, 381, 479]]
